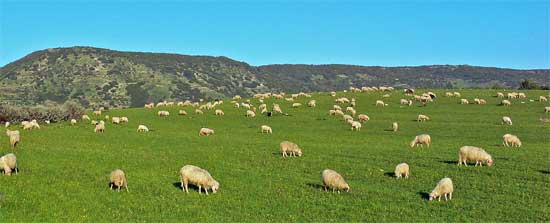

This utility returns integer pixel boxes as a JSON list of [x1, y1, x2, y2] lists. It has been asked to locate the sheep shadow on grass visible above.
[[417, 192, 430, 200], [539, 170, 550, 174], [306, 183, 325, 191], [383, 172, 395, 178], [172, 182, 200, 192], [439, 160, 457, 165]]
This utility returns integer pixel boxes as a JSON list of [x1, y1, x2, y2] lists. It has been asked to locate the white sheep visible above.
[[458, 146, 493, 166], [417, 114, 430, 122], [246, 110, 256, 118], [179, 165, 219, 195], [502, 116, 512, 125], [0, 153, 17, 176], [6, 129, 20, 149], [158, 111, 170, 117], [109, 169, 128, 192], [308, 100, 316, 107], [503, 134, 521, 147], [195, 109, 204, 115], [545, 107, 550, 113], [179, 110, 187, 116], [292, 103, 302, 108], [497, 92, 504, 98], [539, 96, 548, 102], [261, 125, 272, 134], [410, 134, 431, 147], [376, 100, 385, 107], [71, 119, 77, 125], [280, 141, 302, 157], [392, 122, 398, 132], [429, 178, 453, 201], [199, 128, 214, 136], [394, 163, 409, 179], [351, 121, 362, 131], [137, 125, 149, 132], [215, 109, 224, 116], [120, 117, 129, 123], [94, 121, 105, 133], [111, 117, 121, 124], [358, 114, 370, 122], [322, 169, 350, 193], [501, 100, 511, 106], [82, 115, 91, 121]]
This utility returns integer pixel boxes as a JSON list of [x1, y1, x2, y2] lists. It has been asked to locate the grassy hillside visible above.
[[1, 46, 549, 107], [0, 89, 549, 222]]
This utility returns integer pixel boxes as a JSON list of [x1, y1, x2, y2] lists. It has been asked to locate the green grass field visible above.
[[1, 89, 549, 222]]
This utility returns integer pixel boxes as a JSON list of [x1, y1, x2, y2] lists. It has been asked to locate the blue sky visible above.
[[0, 0, 548, 69]]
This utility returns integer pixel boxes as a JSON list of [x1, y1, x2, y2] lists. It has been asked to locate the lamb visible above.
[[376, 100, 385, 107], [308, 100, 316, 107], [503, 134, 521, 147], [94, 121, 105, 133], [358, 114, 370, 122], [82, 115, 91, 121], [199, 128, 214, 136], [179, 165, 220, 195], [6, 129, 20, 149], [158, 111, 170, 117], [246, 110, 256, 118], [292, 103, 302, 108], [280, 141, 302, 157], [322, 169, 350, 193], [350, 121, 362, 131], [111, 117, 121, 124], [392, 122, 399, 132], [545, 107, 550, 113], [429, 178, 453, 201], [501, 100, 511, 106], [394, 163, 409, 179], [71, 119, 77, 125], [215, 109, 224, 116], [261, 125, 272, 134], [410, 134, 431, 147], [0, 153, 17, 176], [417, 114, 430, 122], [120, 117, 129, 123], [502, 116, 513, 125], [458, 146, 493, 166], [137, 125, 149, 132], [179, 110, 187, 116], [109, 169, 128, 192]]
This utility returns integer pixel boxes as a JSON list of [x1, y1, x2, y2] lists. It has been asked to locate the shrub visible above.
[[0, 101, 85, 124]]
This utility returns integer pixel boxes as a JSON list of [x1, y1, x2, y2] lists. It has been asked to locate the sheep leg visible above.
[[205, 188, 209, 195], [198, 185, 202, 194], [438, 196, 441, 201], [110, 184, 113, 190], [444, 194, 448, 201], [449, 192, 452, 200], [180, 181, 184, 191]]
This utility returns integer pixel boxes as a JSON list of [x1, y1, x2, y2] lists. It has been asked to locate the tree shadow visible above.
[[417, 191, 430, 200]]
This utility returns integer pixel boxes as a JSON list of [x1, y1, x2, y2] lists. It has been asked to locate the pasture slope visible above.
[[1, 89, 549, 222]]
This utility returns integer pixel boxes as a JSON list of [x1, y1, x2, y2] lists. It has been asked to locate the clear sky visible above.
[[0, 0, 548, 69]]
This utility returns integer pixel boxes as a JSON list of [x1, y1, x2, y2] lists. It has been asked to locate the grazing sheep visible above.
[[478, 99, 487, 104], [91, 120, 98, 125], [445, 92, 454, 97], [246, 110, 256, 118], [322, 169, 350, 193], [394, 163, 409, 179], [179, 165, 220, 195], [82, 115, 91, 121], [104, 115, 110, 120], [120, 117, 129, 123], [503, 134, 521, 147], [94, 121, 105, 133], [460, 98, 469, 104], [330, 91, 337, 97], [376, 100, 385, 107], [334, 110, 344, 116], [199, 128, 214, 136], [178, 110, 187, 116], [502, 116, 513, 125], [261, 125, 272, 134], [273, 104, 283, 114], [215, 109, 224, 116], [5, 129, 20, 149], [497, 92, 504, 98], [351, 121, 362, 131], [342, 114, 353, 123], [280, 141, 302, 157], [392, 122, 398, 132], [111, 117, 121, 124], [417, 114, 430, 122], [137, 125, 149, 132], [410, 134, 431, 147], [109, 169, 128, 192], [195, 109, 204, 115], [0, 153, 17, 176], [429, 178, 453, 201], [333, 105, 342, 111], [358, 114, 370, 122], [453, 92, 461, 97], [545, 107, 550, 113], [93, 110, 102, 116], [400, 99, 410, 105], [539, 96, 548, 102], [158, 111, 170, 117], [458, 146, 493, 166], [501, 100, 511, 106], [308, 100, 316, 107], [292, 103, 302, 108], [71, 119, 77, 125]]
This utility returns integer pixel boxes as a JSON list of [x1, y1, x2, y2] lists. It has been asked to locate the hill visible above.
[[1, 46, 548, 107]]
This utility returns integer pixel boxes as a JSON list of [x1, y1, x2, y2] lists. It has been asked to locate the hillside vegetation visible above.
[[1, 89, 549, 222], [1, 46, 549, 107]]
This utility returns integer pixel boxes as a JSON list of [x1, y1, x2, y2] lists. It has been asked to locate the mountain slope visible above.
[[1, 46, 548, 107]]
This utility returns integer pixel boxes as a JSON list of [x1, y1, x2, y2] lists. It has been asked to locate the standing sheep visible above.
[[376, 100, 385, 107], [350, 121, 362, 131], [358, 114, 370, 122], [392, 122, 399, 132], [94, 121, 106, 133], [6, 129, 20, 149], [460, 99, 469, 104], [199, 128, 214, 136], [292, 103, 302, 108], [82, 115, 91, 121], [71, 119, 77, 125], [111, 117, 121, 124], [502, 116, 513, 125], [179, 110, 188, 116], [137, 125, 149, 132], [0, 153, 17, 176], [503, 134, 521, 147], [195, 109, 204, 115], [246, 110, 256, 118], [120, 117, 129, 123], [545, 107, 550, 113], [458, 146, 493, 166], [417, 114, 430, 122], [501, 100, 511, 106], [261, 125, 272, 134], [410, 134, 431, 147], [158, 111, 170, 117], [308, 100, 316, 107], [539, 96, 548, 102], [215, 109, 224, 116], [109, 169, 129, 192], [429, 178, 453, 201], [280, 141, 303, 157], [322, 169, 350, 193], [179, 165, 219, 195], [394, 163, 409, 179]]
